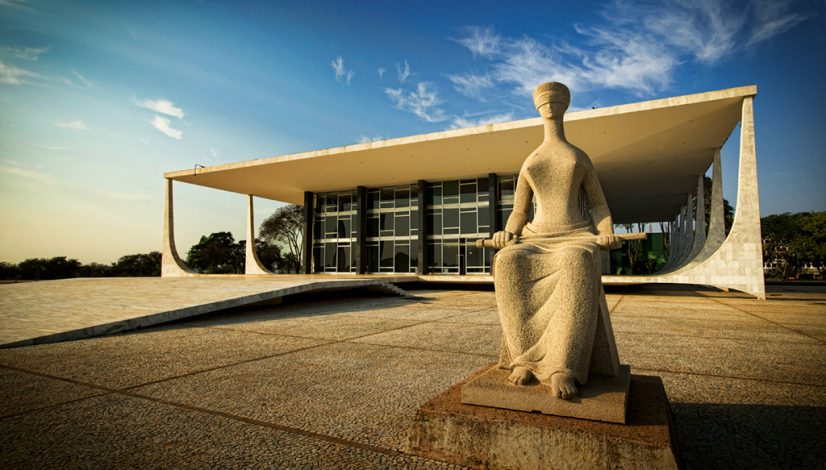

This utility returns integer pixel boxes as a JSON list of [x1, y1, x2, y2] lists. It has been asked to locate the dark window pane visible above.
[[351, 214, 359, 236], [394, 244, 409, 273], [337, 246, 349, 271], [367, 191, 379, 210], [313, 247, 322, 272], [428, 242, 441, 268], [314, 196, 324, 214], [380, 212, 393, 232], [429, 186, 442, 206], [444, 227, 459, 235], [478, 208, 490, 228], [380, 241, 393, 267], [443, 243, 458, 267], [460, 182, 476, 203], [410, 240, 418, 271], [339, 194, 351, 212], [498, 207, 513, 230], [367, 217, 379, 237], [500, 178, 515, 200], [461, 211, 477, 234], [313, 218, 322, 239], [478, 177, 489, 194], [380, 187, 395, 207], [443, 180, 458, 198], [325, 216, 336, 235], [429, 212, 442, 234], [411, 185, 419, 202], [466, 243, 482, 267], [409, 210, 419, 231], [395, 188, 410, 207], [325, 242, 336, 269], [444, 208, 459, 228], [395, 215, 409, 237], [367, 245, 379, 273], [338, 218, 350, 238]]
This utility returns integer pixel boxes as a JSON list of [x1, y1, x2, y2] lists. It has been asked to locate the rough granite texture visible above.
[[492, 82, 623, 402], [0, 285, 823, 468]]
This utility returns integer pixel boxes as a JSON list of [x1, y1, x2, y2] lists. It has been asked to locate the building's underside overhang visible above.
[[166, 85, 756, 224]]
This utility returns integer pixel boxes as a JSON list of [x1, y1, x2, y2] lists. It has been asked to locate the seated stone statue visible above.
[[491, 82, 621, 400]]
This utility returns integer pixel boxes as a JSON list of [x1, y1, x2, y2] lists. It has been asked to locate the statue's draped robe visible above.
[[494, 221, 615, 385]]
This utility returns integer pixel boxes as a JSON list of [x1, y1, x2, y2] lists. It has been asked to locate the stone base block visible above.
[[462, 365, 631, 424], [407, 368, 681, 469]]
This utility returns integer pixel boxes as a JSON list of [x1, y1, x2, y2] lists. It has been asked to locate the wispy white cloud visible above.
[[331, 56, 354, 85], [0, 0, 34, 11], [452, 26, 501, 58], [450, 112, 514, 129], [0, 45, 49, 61], [747, 0, 808, 46], [210, 147, 219, 157], [447, 72, 495, 100], [576, 26, 676, 94], [150, 115, 182, 140], [71, 70, 92, 88], [0, 59, 40, 85], [134, 97, 184, 118], [452, 1, 808, 98], [358, 135, 384, 144], [377, 67, 385, 80], [0, 165, 55, 184], [396, 60, 410, 83], [493, 36, 585, 95], [54, 120, 87, 130], [385, 82, 447, 123]]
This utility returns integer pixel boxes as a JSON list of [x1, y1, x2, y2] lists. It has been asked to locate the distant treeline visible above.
[[0, 252, 161, 281]]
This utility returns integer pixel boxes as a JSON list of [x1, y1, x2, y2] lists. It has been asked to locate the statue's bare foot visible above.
[[508, 366, 534, 385], [551, 373, 577, 400]]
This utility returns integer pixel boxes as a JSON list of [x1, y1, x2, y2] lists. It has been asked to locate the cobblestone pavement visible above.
[[0, 285, 824, 468]]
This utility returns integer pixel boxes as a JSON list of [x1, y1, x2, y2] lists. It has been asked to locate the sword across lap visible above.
[[471, 232, 647, 249]]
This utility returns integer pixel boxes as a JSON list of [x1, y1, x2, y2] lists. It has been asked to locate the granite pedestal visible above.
[[408, 368, 681, 469], [462, 364, 631, 424]]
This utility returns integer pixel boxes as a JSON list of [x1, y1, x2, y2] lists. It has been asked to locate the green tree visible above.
[[111, 252, 162, 276], [18, 257, 81, 280], [761, 211, 826, 279], [186, 232, 244, 274], [0, 262, 21, 280], [259, 205, 304, 273]]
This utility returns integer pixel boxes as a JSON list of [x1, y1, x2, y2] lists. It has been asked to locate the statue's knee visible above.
[[559, 248, 592, 270]]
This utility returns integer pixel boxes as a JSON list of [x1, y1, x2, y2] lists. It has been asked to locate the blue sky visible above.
[[1, 0, 824, 263]]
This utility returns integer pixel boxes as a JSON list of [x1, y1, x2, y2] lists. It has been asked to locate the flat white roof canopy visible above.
[[166, 85, 756, 224]]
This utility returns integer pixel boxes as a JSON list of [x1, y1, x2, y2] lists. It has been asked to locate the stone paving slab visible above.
[[132, 341, 493, 451], [0, 276, 414, 348], [617, 332, 826, 386], [0, 393, 458, 469], [0, 285, 824, 468], [612, 314, 821, 344], [0, 326, 327, 389], [354, 321, 501, 357], [0, 368, 105, 418]]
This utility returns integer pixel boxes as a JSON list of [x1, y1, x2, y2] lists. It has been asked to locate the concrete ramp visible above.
[[0, 276, 415, 348]]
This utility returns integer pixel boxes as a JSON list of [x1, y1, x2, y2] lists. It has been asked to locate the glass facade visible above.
[[365, 184, 419, 273], [427, 178, 492, 274], [312, 191, 358, 273], [309, 174, 585, 275]]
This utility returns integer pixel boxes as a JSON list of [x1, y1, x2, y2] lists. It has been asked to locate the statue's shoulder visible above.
[[570, 144, 595, 168]]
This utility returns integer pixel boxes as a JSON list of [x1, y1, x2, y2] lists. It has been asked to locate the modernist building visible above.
[[161, 85, 765, 299]]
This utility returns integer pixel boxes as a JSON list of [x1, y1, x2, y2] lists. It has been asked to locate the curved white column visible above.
[[161, 179, 198, 277], [245, 195, 274, 275]]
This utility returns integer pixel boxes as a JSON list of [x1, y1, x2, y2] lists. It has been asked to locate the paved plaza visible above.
[[0, 283, 824, 468]]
